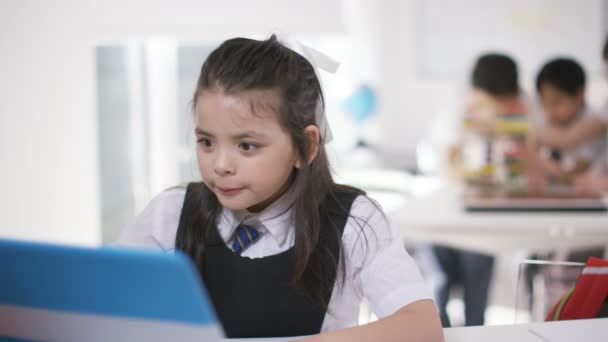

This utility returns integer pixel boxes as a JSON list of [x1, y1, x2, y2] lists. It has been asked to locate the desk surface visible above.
[[382, 184, 608, 254], [228, 318, 608, 342], [443, 318, 607, 342]]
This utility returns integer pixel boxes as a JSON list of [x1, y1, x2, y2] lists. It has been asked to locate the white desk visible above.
[[443, 318, 608, 342], [385, 185, 608, 255], [229, 318, 608, 341]]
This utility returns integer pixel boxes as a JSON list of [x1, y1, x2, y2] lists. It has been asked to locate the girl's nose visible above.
[[213, 150, 236, 176]]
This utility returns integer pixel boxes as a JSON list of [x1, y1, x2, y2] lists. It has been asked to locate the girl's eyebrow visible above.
[[232, 131, 267, 140], [194, 127, 267, 140], [194, 128, 212, 136]]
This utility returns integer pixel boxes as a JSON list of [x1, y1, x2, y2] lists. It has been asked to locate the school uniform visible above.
[[534, 104, 607, 175], [117, 183, 432, 337]]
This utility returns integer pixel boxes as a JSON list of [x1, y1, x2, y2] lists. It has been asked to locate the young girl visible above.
[[118, 34, 443, 341]]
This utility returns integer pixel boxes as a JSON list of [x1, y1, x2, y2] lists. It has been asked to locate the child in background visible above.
[[449, 55, 534, 195], [527, 57, 606, 316], [434, 53, 533, 327], [117, 35, 443, 341], [533, 58, 606, 188], [542, 36, 608, 194]]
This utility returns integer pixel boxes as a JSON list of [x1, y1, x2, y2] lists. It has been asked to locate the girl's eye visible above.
[[198, 138, 213, 149], [239, 142, 257, 152]]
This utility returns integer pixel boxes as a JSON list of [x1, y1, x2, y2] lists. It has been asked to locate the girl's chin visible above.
[[213, 189, 271, 213], [215, 196, 253, 211], [222, 199, 271, 213], [216, 197, 241, 207]]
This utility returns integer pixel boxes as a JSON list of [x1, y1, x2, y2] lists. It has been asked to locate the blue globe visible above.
[[342, 85, 377, 124]]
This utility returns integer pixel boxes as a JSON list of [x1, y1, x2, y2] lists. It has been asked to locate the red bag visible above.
[[546, 257, 608, 321]]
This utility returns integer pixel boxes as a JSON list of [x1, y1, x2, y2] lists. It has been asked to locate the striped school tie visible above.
[[231, 224, 261, 255]]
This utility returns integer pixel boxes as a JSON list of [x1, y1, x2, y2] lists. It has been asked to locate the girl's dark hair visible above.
[[176, 35, 373, 307], [471, 53, 519, 97], [536, 58, 586, 96]]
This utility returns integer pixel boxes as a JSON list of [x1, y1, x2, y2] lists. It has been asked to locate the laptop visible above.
[[0, 238, 223, 342]]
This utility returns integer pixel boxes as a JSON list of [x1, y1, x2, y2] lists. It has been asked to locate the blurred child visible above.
[[534, 37, 608, 163], [448, 55, 535, 194], [533, 58, 606, 187], [433, 53, 532, 327], [571, 37, 608, 193], [526, 56, 606, 315]]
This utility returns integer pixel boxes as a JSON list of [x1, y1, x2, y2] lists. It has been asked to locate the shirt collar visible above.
[[222, 185, 296, 245]]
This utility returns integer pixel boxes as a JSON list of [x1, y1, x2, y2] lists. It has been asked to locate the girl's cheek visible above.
[[196, 154, 210, 172]]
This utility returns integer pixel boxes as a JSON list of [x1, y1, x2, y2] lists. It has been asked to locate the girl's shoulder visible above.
[[328, 184, 387, 234], [329, 183, 378, 210], [116, 185, 188, 249], [146, 185, 189, 215], [338, 189, 398, 270], [328, 184, 366, 203], [326, 184, 385, 222]]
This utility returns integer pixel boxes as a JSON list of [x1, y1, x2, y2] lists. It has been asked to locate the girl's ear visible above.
[[295, 125, 320, 168]]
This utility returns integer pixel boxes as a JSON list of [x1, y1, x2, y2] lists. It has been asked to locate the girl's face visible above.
[[194, 88, 299, 212]]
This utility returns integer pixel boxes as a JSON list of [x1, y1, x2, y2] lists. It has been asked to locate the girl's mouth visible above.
[[216, 186, 245, 196]]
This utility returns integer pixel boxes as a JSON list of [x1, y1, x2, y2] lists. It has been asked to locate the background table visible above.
[[383, 183, 608, 255]]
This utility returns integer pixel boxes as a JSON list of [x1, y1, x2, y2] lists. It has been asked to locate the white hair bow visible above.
[[274, 32, 338, 144]]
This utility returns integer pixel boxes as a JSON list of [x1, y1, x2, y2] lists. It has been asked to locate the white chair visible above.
[[514, 258, 585, 323]]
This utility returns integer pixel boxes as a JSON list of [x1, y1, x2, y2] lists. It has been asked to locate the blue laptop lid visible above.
[[0, 238, 217, 326]]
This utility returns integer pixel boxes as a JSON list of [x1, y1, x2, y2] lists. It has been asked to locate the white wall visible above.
[[0, 0, 344, 245], [341, 0, 462, 168]]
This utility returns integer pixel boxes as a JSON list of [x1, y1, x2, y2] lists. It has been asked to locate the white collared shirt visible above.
[[117, 186, 433, 332], [534, 104, 607, 173]]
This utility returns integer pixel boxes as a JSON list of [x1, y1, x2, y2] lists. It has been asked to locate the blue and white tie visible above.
[[231, 224, 261, 255]]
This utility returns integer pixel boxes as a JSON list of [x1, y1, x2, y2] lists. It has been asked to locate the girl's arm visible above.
[[301, 299, 444, 342], [535, 116, 607, 150], [305, 196, 444, 342]]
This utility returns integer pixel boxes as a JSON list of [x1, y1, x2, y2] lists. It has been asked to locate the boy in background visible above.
[[434, 53, 533, 327], [535, 37, 608, 193], [533, 58, 606, 187], [527, 57, 606, 317]]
